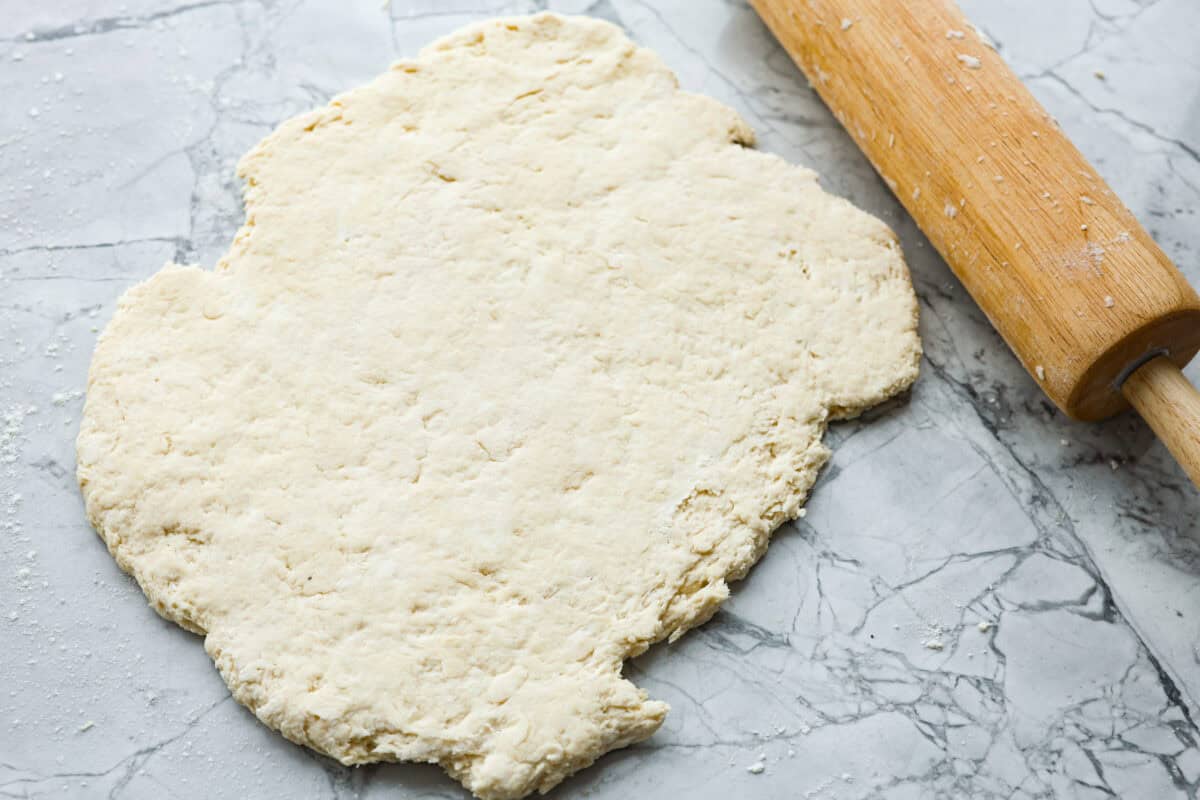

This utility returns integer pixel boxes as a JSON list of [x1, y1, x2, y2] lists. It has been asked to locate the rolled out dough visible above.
[[77, 13, 920, 799]]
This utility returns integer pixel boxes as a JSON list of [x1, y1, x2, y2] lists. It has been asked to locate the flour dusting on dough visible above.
[[77, 14, 920, 800]]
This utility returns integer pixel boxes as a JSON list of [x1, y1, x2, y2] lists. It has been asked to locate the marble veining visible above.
[[2, 1, 1199, 798]]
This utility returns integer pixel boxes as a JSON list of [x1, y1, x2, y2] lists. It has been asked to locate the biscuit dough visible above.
[[77, 13, 920, 799]]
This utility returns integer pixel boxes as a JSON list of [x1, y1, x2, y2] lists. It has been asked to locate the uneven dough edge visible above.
[[77, 12, 921, 800]]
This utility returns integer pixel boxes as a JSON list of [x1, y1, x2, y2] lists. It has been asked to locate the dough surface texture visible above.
[[77, 13, 920, 799]]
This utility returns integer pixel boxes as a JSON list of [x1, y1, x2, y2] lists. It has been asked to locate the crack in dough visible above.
[[77, 13, 921, 799]]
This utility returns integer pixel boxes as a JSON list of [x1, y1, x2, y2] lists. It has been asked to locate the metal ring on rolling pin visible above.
[[1113, 348, 1171, 391]]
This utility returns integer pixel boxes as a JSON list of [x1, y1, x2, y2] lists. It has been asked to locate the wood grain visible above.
[[1123, 357, 1200, 487], [751, 0, 1200, 421]]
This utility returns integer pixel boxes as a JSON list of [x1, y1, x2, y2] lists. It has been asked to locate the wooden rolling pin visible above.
[[750, 0, 1200, 487]]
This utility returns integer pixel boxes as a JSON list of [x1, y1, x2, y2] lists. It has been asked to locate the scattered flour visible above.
[[921, 620, 951, 651], [51, 390, 82, 407], [1, 406, 39, 537]]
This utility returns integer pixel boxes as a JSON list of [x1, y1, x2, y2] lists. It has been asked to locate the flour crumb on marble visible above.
[[51, 390, 82, 407]]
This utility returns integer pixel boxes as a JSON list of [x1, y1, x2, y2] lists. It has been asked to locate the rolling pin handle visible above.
[[1121, 357, 1200, 487]]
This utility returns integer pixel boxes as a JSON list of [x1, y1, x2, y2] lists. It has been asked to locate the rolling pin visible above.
[[751, 0, 1200, 487]]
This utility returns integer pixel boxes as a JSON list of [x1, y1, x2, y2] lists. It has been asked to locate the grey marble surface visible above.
[[2, 0, 1200, 798]]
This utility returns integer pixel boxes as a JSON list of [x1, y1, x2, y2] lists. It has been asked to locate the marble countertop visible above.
[[3, 1, 1200, 797]]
